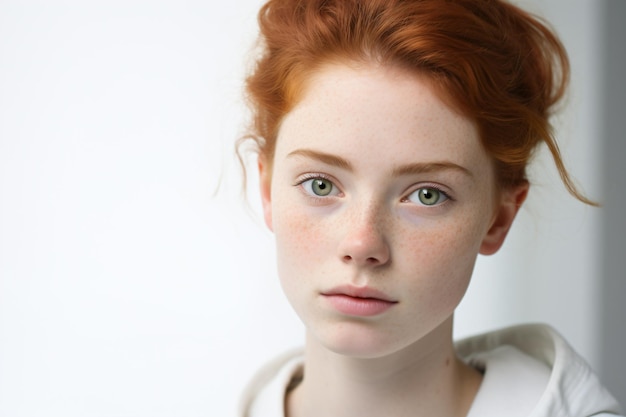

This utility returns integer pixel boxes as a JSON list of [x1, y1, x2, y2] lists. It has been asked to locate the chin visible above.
[[311, 321, 413, 359]]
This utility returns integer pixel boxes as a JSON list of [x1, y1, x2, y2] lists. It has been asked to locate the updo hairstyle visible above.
[[241, 0, 594, 204]]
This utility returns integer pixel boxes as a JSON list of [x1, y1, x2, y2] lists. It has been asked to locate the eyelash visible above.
[[294, 173, 342, 198], [293, 174, 453, 206], [401, 184, 454, 205], [294, 173, 329, 186]]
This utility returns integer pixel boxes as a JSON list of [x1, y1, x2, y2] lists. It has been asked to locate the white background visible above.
[[0, 1, 616, 415]]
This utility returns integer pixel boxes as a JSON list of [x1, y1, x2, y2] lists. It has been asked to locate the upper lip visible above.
[[321, 285, 397, 303]]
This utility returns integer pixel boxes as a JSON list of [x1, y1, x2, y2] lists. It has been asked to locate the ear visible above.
[[479, 182, 529, 255], [258, 157, 273, 231]]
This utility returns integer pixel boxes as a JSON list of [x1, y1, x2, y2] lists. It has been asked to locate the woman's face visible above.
[[259, 63, 525, 358]]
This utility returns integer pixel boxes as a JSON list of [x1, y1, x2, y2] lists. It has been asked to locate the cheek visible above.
[[400, 216, 486, 306], [272, 202, 334, 281], [271, 203, 341, 323], [403, 214, 485, 266]]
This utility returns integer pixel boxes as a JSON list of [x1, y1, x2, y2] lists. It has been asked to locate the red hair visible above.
[[242, 0, 594, 204]]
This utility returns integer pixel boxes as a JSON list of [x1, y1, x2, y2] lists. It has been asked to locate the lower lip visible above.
[[323, 294, 396, 317]]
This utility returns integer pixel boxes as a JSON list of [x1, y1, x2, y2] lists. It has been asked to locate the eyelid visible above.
[[294, 172, 334, 186], [401, 183, 454, 205], [294, 173, 343, 198]]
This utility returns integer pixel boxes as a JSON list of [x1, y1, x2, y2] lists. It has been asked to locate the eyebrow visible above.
[[287, 149, 353, 171], [392, 162, 473, 178], [287, 148, 472, 178]]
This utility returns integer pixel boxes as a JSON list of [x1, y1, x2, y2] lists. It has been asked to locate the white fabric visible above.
[[464, 345, 551, 417], [246, 354, 302, 417], [240, 324, 623, 417]]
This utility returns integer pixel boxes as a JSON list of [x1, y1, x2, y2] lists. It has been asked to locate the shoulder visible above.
[[239, 348, 304, 417], [456, 324, 623, 417]]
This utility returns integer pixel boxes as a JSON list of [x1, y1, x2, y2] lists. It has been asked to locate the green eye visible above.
[[312, 179, 332, 196], [408, 187, 448, 206], [303, 178, 337, 197]]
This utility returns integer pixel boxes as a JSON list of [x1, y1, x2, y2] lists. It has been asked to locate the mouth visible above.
[[320, 285, 398, 317]]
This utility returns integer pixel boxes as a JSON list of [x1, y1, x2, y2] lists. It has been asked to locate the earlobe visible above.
[[479, 182, 529, 255], [258, 157, 273, 231]]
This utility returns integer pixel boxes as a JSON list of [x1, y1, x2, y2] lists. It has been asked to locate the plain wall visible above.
[[0, 1, 622, 415], [599, 0, 626, 407]]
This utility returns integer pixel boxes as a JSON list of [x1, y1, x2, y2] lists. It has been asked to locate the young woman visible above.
[[238, 0, 623, 416]]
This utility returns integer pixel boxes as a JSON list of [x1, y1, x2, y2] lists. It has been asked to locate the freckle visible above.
[[445, 357, 451, 367]]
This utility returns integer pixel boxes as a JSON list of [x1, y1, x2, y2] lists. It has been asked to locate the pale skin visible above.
[[258, 62, 528, 417]]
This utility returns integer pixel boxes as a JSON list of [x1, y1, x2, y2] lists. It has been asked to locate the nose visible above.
[[337, 205, 391, 267]]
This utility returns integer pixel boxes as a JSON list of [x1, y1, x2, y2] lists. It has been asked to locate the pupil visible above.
[[317, 180, 327, 190], [418, 188, 439, 205]]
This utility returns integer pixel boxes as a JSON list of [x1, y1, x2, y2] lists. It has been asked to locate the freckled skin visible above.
[[260, 63, 524, 360]]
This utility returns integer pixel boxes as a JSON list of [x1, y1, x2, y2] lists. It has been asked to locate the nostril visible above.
[[339, 232, 391, 266]]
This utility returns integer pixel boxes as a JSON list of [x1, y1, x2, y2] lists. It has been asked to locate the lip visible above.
[[321, 285, 398, 317]]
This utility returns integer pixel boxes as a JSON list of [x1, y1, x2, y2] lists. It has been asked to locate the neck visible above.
[[286, 318, 482, 417]]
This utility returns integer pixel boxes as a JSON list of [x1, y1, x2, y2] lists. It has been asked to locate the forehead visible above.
[[276, 63, 489, 174]]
